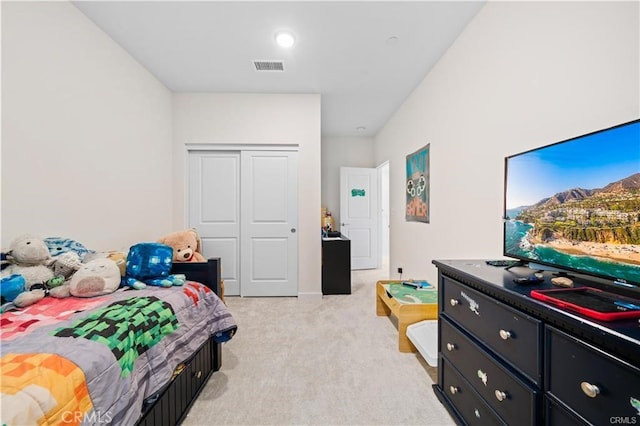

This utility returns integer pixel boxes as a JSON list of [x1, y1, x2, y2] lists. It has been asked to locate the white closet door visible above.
[[189, 151, 241, 295], [241, 151, 298, 296]]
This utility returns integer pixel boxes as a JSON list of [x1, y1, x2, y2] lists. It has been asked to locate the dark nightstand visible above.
[[321, 235, 351, 295]]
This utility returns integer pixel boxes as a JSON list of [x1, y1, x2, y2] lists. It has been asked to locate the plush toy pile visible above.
[[0, 235, 121, 311], [1, 228, 208, 311]]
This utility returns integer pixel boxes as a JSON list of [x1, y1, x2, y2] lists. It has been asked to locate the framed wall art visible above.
[[405, 143, 430, 223]]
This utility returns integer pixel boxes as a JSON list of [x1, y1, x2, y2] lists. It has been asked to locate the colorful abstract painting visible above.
[[406, 144, 430, 223]]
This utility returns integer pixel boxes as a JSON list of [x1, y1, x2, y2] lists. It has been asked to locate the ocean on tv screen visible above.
[[505, 219, 640, 284], [504, 120, 640, 285]]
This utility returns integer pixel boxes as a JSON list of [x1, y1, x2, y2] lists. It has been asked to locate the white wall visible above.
[[172, 94, 322, 297], [1, 2, 173, 251], [321, 136, 375, 231], [374, 1, 640, 284]]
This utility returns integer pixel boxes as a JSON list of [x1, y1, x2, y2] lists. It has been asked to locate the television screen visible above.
[[504, 119, 640, 286]]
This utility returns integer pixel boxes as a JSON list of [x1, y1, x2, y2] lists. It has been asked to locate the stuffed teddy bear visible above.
[[69, 258, 123, 298], [157, 228, 206, 262], [122, 243, 186, 289]]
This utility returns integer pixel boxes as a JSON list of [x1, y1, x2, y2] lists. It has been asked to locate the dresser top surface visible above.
[[433, 259, 640, 362]]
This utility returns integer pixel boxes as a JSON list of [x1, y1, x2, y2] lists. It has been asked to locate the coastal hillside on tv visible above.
[[504, 121, 640, 284]]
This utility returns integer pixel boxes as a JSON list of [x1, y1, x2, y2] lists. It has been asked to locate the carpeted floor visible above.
[[182, 267, 455, 426]]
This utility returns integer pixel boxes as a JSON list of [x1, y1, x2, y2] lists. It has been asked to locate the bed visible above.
[[1, 257, 235, 426]]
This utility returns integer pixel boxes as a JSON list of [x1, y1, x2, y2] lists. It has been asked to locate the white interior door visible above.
[[340, 167, 378, 270], [188, 151, 241, 295], [241, 151, 298, 296]]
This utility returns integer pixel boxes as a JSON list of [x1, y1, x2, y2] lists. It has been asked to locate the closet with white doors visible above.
[[188, 148, 298, 296]]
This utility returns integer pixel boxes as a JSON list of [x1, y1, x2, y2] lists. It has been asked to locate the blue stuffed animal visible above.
[[44, 237, 94, 261], [1, 274, 26, 312], [122, 243, 186, 289]]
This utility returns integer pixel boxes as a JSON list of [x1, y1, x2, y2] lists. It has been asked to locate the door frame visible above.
[[184, 143, 299, 296], [377, 161, 390, 272]]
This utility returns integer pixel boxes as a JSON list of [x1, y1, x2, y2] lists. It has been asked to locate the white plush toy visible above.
[[50, 251, 83, 281], [1, 235, 55, 307], [70, 258, 123, 298], [45, 252, 84, 299]]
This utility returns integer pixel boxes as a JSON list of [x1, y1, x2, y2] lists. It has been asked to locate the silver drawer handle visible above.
[[494, 390, 508, 402], [446, 343, 456, 351], [449, 386, 459, 395], [499, 329, 512, 340], [450, 299, 460, 306], [581, 381, 600, 398]]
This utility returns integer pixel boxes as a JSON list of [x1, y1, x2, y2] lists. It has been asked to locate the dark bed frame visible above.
[[136, 258, 223, 426]]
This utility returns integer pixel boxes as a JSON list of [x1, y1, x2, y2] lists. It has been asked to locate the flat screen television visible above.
[[503, 118, 640, 287]]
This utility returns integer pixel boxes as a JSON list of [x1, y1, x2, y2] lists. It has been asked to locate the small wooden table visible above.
[[376, 280, 438, 352]]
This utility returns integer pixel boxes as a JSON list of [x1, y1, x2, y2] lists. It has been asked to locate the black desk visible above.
[[321, 236, 351, 295]]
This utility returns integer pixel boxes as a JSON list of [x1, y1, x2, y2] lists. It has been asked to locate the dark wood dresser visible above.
[[432, 260, 640, 425]]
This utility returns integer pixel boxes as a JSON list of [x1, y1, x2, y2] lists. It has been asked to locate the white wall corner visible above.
[[297, 292, 323, 302]]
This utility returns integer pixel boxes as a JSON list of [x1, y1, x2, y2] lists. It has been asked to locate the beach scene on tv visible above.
[[504, 122, 640, 285]]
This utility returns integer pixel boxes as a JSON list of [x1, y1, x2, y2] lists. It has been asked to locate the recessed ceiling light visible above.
[[275, 31, 295, 48], [356, 126, 366, 132]]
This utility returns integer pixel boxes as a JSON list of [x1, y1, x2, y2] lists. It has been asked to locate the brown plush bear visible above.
[[158, 228, 206, 262]]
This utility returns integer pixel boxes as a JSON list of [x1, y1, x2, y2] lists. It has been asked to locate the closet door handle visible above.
[[291, 228, 296, 233]]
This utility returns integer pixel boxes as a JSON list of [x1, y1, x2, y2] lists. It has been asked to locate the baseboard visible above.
[[297, 292, 323, 301]]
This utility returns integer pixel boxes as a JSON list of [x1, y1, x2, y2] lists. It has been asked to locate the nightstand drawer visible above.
[[441, 358, 504, 425], [441, 317, 540, 425], [442, 276, 542, 384], [546, 326, 640, 426]]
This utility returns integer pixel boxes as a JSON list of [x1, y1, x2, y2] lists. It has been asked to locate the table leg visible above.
[[376, 292, 391, 316], [398, 318, 417, 353]]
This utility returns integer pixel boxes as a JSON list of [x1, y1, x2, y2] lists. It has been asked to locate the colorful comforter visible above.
[[0, 281, 236, 425]]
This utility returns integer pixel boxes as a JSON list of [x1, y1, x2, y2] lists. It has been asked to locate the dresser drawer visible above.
[[441, 317, 540, 425], [546, 326, 640, 426], [545, 395, 587, 426], [442, 276, 542, 384], [441, 358, 505, 425]]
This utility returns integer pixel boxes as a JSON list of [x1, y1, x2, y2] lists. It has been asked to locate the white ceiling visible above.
[[73, 1, 485, 137]]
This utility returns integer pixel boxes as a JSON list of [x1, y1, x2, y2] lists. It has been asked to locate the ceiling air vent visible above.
[[253, 60, 284, 72]]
